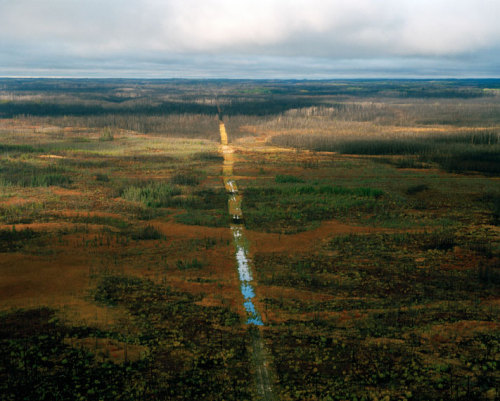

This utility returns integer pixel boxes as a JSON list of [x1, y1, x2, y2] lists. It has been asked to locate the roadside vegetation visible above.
[[255, 228, 498, 400]]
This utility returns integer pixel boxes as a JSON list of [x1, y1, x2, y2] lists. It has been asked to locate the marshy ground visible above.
[[0, 79, 498, 400]]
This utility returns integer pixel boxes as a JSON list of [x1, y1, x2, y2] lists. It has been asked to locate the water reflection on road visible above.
[[220, 126, 263, 325], [219, 121, 275, 401], [232, 225, 263, 325]]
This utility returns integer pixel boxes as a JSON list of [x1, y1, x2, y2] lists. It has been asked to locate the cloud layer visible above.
[[1, 0, 499, 77]]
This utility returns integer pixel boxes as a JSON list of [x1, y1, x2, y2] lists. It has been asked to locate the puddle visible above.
[[232, 225, 263, 325]]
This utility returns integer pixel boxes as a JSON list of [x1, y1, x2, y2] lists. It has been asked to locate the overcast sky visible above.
[[1, 0, 499, 78]]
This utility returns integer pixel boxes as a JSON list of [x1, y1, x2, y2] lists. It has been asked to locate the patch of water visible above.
[[231, 225, 263, 326]]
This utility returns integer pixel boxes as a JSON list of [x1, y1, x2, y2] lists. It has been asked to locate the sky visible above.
[[1, 0, 499, 78]]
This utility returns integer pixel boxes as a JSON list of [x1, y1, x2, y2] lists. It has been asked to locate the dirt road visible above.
[[219, 121, 276, 401]]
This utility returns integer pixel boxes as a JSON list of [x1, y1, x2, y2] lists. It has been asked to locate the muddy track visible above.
[[249, 326, 276, 401], [219, 120, 276, 401]]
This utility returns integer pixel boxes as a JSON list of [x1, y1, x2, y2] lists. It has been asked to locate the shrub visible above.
[[30, 173, 71, 187], [176, 258, 205, 270], [493, 197, 500, 225], [275, 175, 305, 184], [0, 226, 38, 252], [130, 224, 164, 240], [175, 210, 230, 227], [422, 231, 456, 250], [121, 182, 181, 207], [0, 162, 72, 187], [95, 173, 109, 182], [406, 184, 430, 195], [192, 152, 223, 162], [0, 143, 41, 153], [99, 127, 114, 141], [392, 157, 427, 169], [171, 172, 200, 186]]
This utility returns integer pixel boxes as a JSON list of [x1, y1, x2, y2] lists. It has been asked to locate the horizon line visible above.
[[2, 76, 500, 81]]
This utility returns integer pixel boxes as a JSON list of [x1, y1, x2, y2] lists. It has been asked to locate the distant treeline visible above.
[[2, 78, 500, 142], [270, 130, 500, 175], [0, 101, 217, 118], [0, 97, 343, 119], [2, 78, 500, 120], [2, 78, 499, 98]]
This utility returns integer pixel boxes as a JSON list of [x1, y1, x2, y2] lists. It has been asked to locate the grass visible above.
[[130, 224, 164, 240], [170, 172, 202, 186], [243, 183, 388, 232], [0, 308, 136, 401], [121, 182, 181, 207], [0, 226, 38, 252], [255, 229, 499, 400], [1, 79, 499, 400], [374, 156, 429, 169], [176, 258, 205, 270], [175, 210, 230, 227], [98, 127, 114, 142], [192, 151, 224, 162], [275, 174, 305, 183], [0, 143, 43, 153], [1, 291, 251, 400], [95, 173, 109, 182], [406, 184, 430, 195], [66, 215, 129, 229], [0, 202, 45, 224], [121, 181, 230, 227], [0, 160, 72, 187]]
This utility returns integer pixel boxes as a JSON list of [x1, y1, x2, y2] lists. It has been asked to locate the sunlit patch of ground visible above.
[[0, 251, 91, 308], [246, 218, 410, 254]]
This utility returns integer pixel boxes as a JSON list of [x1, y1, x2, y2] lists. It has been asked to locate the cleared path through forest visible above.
[[219, 121, 276, 401]]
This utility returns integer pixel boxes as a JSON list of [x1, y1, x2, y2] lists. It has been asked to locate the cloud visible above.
[[0, 0, 499, 77]]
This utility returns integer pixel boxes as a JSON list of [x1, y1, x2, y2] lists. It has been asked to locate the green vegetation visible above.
[[1, 78, 499, 400], [121, 182, 181, 207], [176, 258, 205, 270], [1, 275, 253, 401], [406, 184, 430, 195], [271, 132, 500, 174], [0, 143, 43, 153], [192, 151, 224, 162], [0, 308, 135, 401], [99, 127, 115, 141], [275, 174, 305, 183], [175, 210, 230, 227], [171, 172, 202, 186], [130, 224, 164, 240], [0, 160, 72, 187], [256, 229, 499, 400], [120, 181, 229, 227], [0, 226, 38, 252], [243, 183, 388, 232], [0, 202, 44, 224]]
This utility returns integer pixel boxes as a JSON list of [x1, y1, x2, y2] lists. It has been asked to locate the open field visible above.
[[0, 79, 499, 400]]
